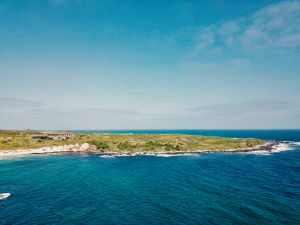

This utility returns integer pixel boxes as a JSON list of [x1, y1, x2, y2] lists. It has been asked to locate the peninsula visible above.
[[0, 130, 277, 158]]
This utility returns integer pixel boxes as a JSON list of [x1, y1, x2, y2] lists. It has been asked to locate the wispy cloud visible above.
[[190, 100, 293, 116], [193, 0, 300, 53], [169, 1, 194, 18], [0, 104, 178, 129], [25, 107, 177, 119], [0, 97, 43, 108], [27, 107, 146, 118], [130, 92, 174, 102], [180, 57, 251, 76]]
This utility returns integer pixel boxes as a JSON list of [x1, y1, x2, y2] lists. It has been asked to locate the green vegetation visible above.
[[88, 140, 110, 151], [142, 141, 181, 151], [0, 130, 266, 153], [117, 141, 137, 151]]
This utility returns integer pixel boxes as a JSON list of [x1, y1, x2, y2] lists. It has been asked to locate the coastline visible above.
[[0, 143, 91, 159], [0, 141, 278, 159]]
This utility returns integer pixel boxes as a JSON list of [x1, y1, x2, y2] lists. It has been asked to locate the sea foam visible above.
[[153, 153, 198, 157], [99, 155, 115, 158], [244, 142, 297, 155], [271, 143, 293, 153], [290, 142, 300, 146], [246, 150, 272, 156]]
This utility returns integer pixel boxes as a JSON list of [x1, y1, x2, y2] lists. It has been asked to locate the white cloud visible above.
[[194, 0, 300, 52], [194, 26, 216, 51], [0, 106, 177, 129], [129, 92, 174, 103], [190, 100, 293, 116], [0, 97, 43, 108], [181, 58, 250, 74]]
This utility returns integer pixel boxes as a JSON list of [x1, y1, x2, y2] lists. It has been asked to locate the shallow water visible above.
[[1, 130, 300, 224]]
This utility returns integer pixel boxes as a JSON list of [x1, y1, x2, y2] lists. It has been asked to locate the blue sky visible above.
[[0, 0, 300, 129]]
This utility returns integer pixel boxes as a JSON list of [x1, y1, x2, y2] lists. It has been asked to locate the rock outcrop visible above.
[[0, 143, 91, 158]]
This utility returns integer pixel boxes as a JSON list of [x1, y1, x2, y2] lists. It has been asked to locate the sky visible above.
[[0, 0, 300, 129]]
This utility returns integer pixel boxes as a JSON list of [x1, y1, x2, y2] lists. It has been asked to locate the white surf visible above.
[[271, 143, 293, 153]]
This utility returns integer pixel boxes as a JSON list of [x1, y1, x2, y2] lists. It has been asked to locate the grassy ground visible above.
[[0, 130, 266, 152]]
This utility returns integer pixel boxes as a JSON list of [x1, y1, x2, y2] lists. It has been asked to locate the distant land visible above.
[[0, 130, 276, 157]]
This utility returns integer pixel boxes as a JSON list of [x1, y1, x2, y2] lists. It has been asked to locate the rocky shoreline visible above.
[[0, 143, 91, 158], [0, 141, 279, 158], [98, 141, 277, 156]]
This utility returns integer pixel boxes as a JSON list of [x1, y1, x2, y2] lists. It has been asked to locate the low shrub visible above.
[[89, 140, 110, 150]]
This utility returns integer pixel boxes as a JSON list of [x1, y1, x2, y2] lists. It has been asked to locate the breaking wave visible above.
[[247, 142, 299, 155], [271, 143, 293, 153]]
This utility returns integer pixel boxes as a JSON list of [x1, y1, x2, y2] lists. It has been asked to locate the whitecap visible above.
[[99, 155, 115, 158], [241, 141, 299, 155], [271, 143, 293, 153], [114, 154, 136, 157], [243, 150, 271, 156], [289, 142, 300, 146], [154, 153, 198, 157]]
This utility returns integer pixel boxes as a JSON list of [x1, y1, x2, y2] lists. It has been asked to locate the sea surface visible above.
[[0, 130, 300, 224]]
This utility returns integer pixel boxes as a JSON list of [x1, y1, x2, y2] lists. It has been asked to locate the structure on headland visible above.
[[31, 131, 74, 139]]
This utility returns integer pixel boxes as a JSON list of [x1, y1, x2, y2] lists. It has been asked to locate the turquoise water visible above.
[[1, 130, 300, 224]]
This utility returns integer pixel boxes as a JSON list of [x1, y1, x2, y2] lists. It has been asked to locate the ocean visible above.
[[0, 130, 300, 224]]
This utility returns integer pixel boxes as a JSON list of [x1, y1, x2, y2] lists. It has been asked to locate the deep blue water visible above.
[[1, 130, 300, 224]]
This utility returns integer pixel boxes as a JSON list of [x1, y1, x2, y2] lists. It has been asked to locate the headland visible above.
[[0, 130, 278, 158]]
